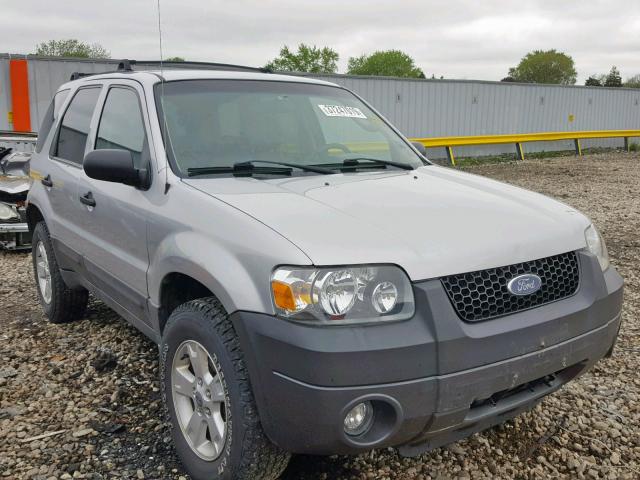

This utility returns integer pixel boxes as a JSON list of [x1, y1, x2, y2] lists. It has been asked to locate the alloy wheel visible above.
[[35, 241, 52, 304], [171, 340, 228, 461]]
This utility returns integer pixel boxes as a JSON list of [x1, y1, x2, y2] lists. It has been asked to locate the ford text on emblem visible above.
[[507, 274, 542, 295]]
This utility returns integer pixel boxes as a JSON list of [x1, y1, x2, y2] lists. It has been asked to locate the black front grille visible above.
[[441, 251, 580, 322]]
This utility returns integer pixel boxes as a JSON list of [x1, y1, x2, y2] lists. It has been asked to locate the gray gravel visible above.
[[1, 151, 639, 479]]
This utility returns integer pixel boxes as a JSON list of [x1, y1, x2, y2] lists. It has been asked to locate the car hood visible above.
[[183, 166, 590, 280]]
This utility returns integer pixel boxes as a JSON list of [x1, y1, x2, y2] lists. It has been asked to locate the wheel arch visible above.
[[26, 202, 44, 233], [149, 233, 277, 336], [156, 271, 219, 335]]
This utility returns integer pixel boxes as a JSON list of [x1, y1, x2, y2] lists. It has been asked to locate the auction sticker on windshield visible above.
[[318, 104, 367, 119]]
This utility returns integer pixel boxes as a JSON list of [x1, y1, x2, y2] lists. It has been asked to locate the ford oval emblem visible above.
[[507, 274, 542, 295]]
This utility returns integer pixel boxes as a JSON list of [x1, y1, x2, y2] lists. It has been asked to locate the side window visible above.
[[35, 89, 70, 153], [95, 87, 147, 167], [54, 87, 101, 164]]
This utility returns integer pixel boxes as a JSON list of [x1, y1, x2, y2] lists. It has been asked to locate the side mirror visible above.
[[411, 141, 427, 157], [83, 149, 149, 189]]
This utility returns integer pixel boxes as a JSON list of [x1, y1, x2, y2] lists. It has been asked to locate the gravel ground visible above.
[[1, 151, 638, 480]]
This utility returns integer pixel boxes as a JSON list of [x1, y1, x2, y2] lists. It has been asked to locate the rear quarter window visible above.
[[35, 89, 69, 153], [53, 87, 102, 164]]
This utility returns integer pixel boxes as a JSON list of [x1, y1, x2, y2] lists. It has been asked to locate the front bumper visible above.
[[0, 222, 28, 233], [231, 252, 623, 456]]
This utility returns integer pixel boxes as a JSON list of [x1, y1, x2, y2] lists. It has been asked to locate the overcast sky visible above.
[[2, 0, 640, 83]]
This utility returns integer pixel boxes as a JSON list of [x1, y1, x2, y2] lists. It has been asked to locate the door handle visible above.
[[79, 191, 96, 208], [41, 174, 53, 188]]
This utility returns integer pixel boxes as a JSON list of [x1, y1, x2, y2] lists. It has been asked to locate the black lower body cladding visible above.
[[230, 251, 623, 456]]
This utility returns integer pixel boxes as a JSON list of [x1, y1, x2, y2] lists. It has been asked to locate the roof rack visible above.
[[69, 72, 95, 81], [69, 59, 270, 81], [69, 59, 135, 81], [132, 60, 271, 73], [118, 59, 134, 71]]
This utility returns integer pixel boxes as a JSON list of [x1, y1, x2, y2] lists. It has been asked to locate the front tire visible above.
[[160, 297, 290, 480], [31, 221, 88, 323]]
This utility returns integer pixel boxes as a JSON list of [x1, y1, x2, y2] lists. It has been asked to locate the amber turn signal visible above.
[[271, 280, 297, 311]]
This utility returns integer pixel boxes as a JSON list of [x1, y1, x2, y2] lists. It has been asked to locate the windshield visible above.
[[154, 80, 425, 176]]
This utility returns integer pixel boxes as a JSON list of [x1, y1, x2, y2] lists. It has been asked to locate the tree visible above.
[[507, 49, 577, 85], [585, 76, 603, 87], [35, 39, 110, 59], [624, 74, 640, 88], [265, 44, 338, 73], [604, 66, 622, 87], [347, 50, 425, 78], [165, 56, 185, 62], [501, 76, 517, 82]]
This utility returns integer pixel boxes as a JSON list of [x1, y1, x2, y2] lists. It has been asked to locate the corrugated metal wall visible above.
[[309, 74, 640, 157], [25, 58, 118, 132], [0, 55, 119, 132], [2, 55, 640, 158], [0, 58, 11, 132]]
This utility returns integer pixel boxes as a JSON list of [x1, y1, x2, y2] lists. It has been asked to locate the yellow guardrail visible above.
[[410, 130, 640, 166]]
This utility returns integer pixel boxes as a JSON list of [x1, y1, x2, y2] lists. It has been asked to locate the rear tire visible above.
[[160, 297, 291, 480], [31, 221, 88, 323]]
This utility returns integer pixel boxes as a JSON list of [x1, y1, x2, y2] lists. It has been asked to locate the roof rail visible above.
[[132, 60, 271, 73], [69, 59, 269, 81]]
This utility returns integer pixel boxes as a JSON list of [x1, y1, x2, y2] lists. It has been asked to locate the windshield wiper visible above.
[[187, 164, 292, 177], [235, 160, 333, 174], [187, 160, 334, 177], [343, 158, 415, 171], [315, 157, 415, 172]]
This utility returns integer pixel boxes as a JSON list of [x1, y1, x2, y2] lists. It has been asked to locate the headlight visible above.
[[271, 265, 414, 324], [585, 224, 609, 271], [0, 203, 19, 221]]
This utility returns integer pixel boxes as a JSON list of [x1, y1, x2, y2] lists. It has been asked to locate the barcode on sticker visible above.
[[318, 104, 367, 119]]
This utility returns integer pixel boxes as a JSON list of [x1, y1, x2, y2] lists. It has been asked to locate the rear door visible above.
[[75, 81, 153, 324], [44, 86, 102, 268]]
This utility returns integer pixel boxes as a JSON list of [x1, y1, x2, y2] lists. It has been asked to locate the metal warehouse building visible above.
[[2, 54, 639, 158]]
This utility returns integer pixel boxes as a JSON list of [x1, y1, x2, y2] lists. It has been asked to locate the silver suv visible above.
[[27, 63, 623, 480]]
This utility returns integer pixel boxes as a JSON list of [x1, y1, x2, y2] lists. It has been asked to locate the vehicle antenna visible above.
[[156, 0, 170, 194]]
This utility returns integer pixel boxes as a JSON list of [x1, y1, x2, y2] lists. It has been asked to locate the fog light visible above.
[[344, 401, 373, 436]]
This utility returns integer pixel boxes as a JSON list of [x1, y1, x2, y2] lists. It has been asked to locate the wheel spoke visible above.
[[207, 376, 225, 403], [43, 281, 51, 301], [187, 343, 209, 380], [208, 411, 225, 441], [173, 368, 195, 397], [186, 411, 207, 446]]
